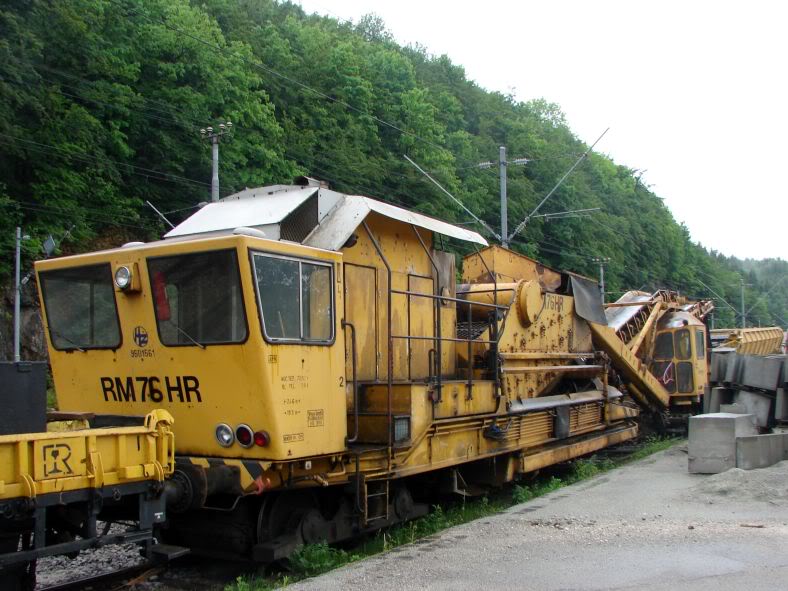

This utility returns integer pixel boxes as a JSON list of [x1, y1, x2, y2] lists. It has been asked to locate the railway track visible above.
[[39, 563, 161, 591]]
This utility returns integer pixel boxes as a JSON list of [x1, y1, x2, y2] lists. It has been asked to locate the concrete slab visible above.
[[734, 390, 772, 428], [720, 402, 747, 414], [290, 447, 788, 591], [736, 433, 788, 470], [710, 351, 730, 383], [707, 387, 734, 414], [776, 388, 787, 421], [723, 353, 743, 384], [688, 413, 757, 473], [738, 355, 784, 391]]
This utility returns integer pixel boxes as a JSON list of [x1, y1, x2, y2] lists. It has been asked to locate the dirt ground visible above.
[[289, 444, 788, 590]]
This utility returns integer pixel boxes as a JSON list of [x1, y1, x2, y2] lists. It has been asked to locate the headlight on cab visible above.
[[114, 265, 132, 290]]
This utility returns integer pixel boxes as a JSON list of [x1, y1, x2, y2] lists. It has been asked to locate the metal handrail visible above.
[[412, 225, 443, 402], [357, 223, 511, 464], [342, 320, 359, 444], [361, 222, 394, 468]]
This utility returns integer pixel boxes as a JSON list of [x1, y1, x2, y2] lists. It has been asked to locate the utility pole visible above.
[[478, 147, 528, 249], [592, 257, 610, 302], [200, 121, 233, 202], [14, 227, 29, 363], [499, 146, 507, 248], [740, 278, 746, 329]]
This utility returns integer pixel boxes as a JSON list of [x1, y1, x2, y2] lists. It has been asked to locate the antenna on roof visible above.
[[403, 154, 501, 240]]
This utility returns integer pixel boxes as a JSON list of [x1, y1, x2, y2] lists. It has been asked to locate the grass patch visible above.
[[225, 436, 679, 591]]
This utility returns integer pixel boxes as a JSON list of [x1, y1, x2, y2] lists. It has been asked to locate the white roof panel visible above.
[[303, 195, 487, 250], [164, 187, 317, 238], [363, 197, 487, 246]]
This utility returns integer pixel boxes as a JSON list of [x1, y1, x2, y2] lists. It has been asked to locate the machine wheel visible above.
[[393, 487, 415, 522], [257, 491, 317, 544]]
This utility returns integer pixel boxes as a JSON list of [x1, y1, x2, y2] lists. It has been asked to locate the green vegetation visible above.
[[0, 1, 785, 325], [225, 437, 679, 591]]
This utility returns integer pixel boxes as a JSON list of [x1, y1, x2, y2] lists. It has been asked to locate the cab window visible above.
[[696, 329, 706, 359], [677, 362, 694, 393], [654, 332, 674, 359], [147, 250, 247, 346], [39, 263, 121, 350], [251, 252, 333, 343], [674, 329, 692, 360]]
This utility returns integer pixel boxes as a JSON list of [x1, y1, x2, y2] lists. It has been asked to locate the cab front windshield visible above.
[[39, 263, 121, 350], [148, 249, 247, 346]]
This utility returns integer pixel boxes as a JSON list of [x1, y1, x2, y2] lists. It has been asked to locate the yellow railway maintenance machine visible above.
[[35, 179, 639, 561]]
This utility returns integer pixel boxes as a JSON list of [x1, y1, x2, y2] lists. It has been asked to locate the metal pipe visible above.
[[14, 227, 22, 363], [467, 289, 473, 400], [391, 334, 498, 345], [411, 225, 442, 403], [390, 288, 509, 309], [362, 221, 393, 463], [342, 320, 359, 444], [472, 245, 501, 399]]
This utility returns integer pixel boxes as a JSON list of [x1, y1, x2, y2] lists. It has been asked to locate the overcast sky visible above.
[[297, 0, 786, 261]]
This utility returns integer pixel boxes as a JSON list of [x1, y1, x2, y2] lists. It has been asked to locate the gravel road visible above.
[[289, 444, 788, 591]]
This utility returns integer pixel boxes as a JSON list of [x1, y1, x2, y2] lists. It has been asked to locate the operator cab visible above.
[[649, 311, 708, 406]]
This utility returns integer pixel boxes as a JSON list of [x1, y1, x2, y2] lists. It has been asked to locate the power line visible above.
[[112, 0, 451, 155], [0, 70, 199, 134], [1, 133, 214, 191], [0, 201, 153, 231], [3, 55, 200, 123]]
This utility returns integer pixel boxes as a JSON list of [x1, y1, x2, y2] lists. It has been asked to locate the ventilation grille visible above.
[[280, 194, 319, 242]]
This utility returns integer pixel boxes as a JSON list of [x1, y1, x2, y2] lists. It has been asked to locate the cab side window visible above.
[[251, 252, 334, 344]]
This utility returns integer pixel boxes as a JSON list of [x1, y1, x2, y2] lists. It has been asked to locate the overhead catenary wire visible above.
[[403, 154, 500, 239], [508, 128, 609, 241]]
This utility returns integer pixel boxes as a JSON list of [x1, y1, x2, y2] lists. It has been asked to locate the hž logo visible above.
[[133, 325, 149, 348]]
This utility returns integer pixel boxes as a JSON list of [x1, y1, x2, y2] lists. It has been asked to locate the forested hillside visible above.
[[0, 0, 785, 328]]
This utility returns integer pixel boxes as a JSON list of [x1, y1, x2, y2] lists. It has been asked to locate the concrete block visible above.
[[776, 388, 788, 422], [784, 357, 788, 385], [734, 389, 772, 428], [735, 433, 788, 470], [738, 355, 784, 391], [707, 387, 734, 414], [688, 413, 757, 474], [720, 402, 747, 414], [710, 351, 730, 384], [723, 353, 743, 384], [784, 357, 788, 387]]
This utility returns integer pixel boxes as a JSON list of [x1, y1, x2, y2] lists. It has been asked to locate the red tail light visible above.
[[254, 430, 270, 447], [236, 424, 253, 448]]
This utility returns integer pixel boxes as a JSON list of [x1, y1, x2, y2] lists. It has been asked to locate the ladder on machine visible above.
[[363, 478, 390, 525]]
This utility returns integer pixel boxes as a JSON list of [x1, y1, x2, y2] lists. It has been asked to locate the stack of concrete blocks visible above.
[[707, 351, 787, 429], [688, 412, 788, 473]]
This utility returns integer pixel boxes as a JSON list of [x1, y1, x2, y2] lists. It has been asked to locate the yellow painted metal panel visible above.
[[344, 264, 378, 381], [408, 274, 434, 380]]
